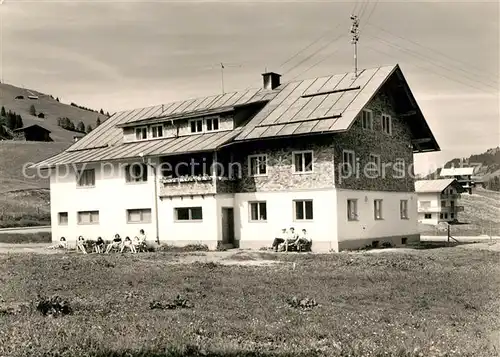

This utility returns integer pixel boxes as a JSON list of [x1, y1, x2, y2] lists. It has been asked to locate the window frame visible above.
[[151, 124, 164, 138], [424, 213, 432, 219], [189, 119, 203, 134], [76, 169, 95, 188], [400, 199, 409, 219], [361, 109, 373, 130], [124, 163, 148, 183], [381, 113, 392, 135], [174, 207, 203, 222], [374, 199, 383, 220], [58, 212, 68, 226], [248, 154, 268, 177], [342, 150, 356, 176], [126, 208, 152, 224], [347, 199, 358, 221], [368, 153, 381, 176], [135, 126, 148, 141], [293, 199, 314, 221], [77, 210, 99, 225], [205, 117, 220, 132], [292, 150, 314, 174], [249, 201, 267, 222]]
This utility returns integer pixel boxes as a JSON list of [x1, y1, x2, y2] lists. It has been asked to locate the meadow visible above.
[[0, 247, 499, 357]]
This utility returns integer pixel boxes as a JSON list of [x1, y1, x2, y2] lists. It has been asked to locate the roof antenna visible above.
[[350, 14, 360, 78], [220, 63, 225, 94]]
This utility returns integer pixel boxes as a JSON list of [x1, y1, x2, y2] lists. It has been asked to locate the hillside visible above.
[[427, 147, 500, 190], [0, 141, 70, 193], [419, 187, 500, 236], [0, 82, 109, 142]]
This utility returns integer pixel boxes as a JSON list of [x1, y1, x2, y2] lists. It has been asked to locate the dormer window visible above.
[[206, 117, 219, 132], [135, 127, 147, 140], [190, 119, 203, 133], [151, 125, 163, 138]]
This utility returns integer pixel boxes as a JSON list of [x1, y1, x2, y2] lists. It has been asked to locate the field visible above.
[[419, 188, 500, 236], [0, 247, 499, 357], [0, 82, 108, 142]]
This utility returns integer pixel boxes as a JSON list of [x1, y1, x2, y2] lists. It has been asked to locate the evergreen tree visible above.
[[68, 120, 75, 131], [76, 121, 86, 133], [6, 111, 16, 130], [1, 106, 5, 117], [56, 97, 60, 102], [99, 108, 104, 115], [86, 124, 93, 133], [106, 111, 110, 117], [29, 105, 36, 116], [96, 117, 101, 127], [15, 115, 23, 129]]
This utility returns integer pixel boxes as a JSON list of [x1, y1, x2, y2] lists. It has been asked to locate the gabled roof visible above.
[[234, 64, 439, 153], [13, 124, 51, 133], [415, 179, 465, 193], [439, 167, 475, 177], [31, 63, 440, 169]]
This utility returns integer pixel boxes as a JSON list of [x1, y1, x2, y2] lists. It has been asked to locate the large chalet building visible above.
[[32, 64, 440, 251]]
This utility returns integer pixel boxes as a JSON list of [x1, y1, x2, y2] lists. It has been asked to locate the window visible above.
[[440, 213, 444, 219], [361, 109, 373, 130], [450, 213, 455, 219], [248, 154, 267, 176], [444, 213, 448, 219], [175, 207, 203, 221], [293, 151, 313, 173], [77, 211, 99, 225], [441, 200, 446, 207], [374, 199, 383, 220], [342, 150, 356, 175], [424, 213, 432, 219], [77, 169, 95, 187], [206, 117, 220, 132], [135, 127, 147, 140], [127, 209, 152, 223], [190, 119, 203, 133], [368, 154, 381, 176], [58, 212, 68, 225], [125, 164, 148, 183], [382, 114, 392, 135], [294, 200, 313, 221], [400, 200, 409, 219], [249, 201, 267, 221], [151, 125, 163, 138], [347, 199, 358, 221]]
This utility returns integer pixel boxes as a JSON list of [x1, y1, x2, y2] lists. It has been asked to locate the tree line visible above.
[[57, 116, 103, 134], [0, 106, 24, 138]]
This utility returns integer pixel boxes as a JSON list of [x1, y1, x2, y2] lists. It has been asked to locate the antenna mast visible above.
[[220, 63, 225, 94], [350, 15, 360, 78]]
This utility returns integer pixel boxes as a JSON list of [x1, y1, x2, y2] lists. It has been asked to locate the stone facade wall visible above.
[[229, 136, 336, 193], [333, 89, 415, 192]]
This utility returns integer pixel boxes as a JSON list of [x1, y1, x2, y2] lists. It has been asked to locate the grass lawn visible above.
[[0, 249, 499, 357], [0, 232, 51, 244]]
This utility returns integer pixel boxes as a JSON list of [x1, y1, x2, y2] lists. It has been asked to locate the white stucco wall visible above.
[[50, 159, 159, 243], [336, 189, 418, 243], [416, 192, 440, 225], [157, 195, 218, 249], [234, 189, 338, 252]]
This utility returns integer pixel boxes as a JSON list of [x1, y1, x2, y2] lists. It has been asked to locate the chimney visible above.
[[262, 72, 281, 90]]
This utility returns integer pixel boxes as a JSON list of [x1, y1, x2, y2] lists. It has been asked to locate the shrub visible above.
[[157, 243, 209, 252]]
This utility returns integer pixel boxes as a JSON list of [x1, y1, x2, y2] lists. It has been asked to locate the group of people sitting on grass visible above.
[[271, 227, 311, 252], [47, 229, 148, 254]]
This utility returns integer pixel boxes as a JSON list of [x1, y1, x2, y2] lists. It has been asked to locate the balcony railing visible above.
[[159, 175, 236, 197], [418, 206, 464, 213], [440, 193, 461, 199]]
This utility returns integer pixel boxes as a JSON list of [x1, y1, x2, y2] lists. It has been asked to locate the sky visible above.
[[0, 0, 498, 175]]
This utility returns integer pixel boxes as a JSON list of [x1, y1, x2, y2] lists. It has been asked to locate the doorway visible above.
[[221, 207, 235, 246]]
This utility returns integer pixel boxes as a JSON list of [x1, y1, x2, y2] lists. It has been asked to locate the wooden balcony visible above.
[[159, 175, 236, 197], [418, 206, 464, 213]]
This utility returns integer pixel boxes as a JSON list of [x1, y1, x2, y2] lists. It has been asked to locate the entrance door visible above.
[[221, 207, 235, 245]]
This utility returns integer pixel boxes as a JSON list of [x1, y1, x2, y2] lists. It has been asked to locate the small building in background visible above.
[[439, 167, 476, 194], [13, 124, 52, 142], [415, 179, 465, 225]]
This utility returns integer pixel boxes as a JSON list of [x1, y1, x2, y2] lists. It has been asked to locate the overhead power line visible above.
[[366, 34, 499, 91], [367, 23, 497, 80], [364, 44, 496, 95]]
